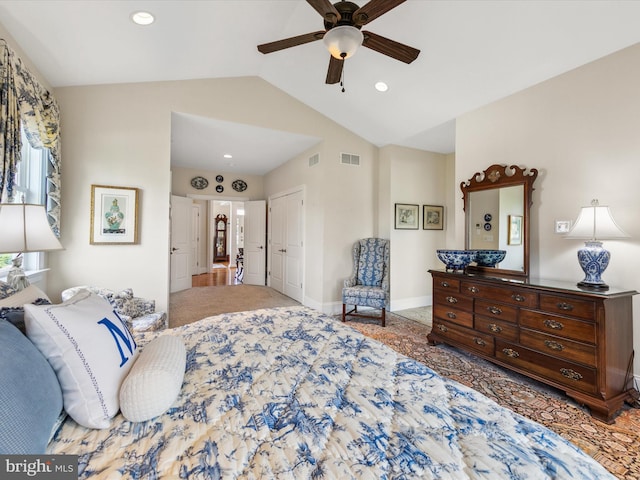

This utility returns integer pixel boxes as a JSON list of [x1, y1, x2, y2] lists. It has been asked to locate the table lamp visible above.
[[565, 199, 628, 290], [0, 203, 63, 290]]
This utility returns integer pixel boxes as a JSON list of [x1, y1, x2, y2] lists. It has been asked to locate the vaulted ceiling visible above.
[[1, 1, 639, 174]]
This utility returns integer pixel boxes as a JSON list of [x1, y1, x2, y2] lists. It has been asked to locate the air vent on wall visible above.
[[341, 153, 360, 166], [308, 153, 319, 167]]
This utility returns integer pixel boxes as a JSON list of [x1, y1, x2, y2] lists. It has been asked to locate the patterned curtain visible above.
[[0, 39, 61, 235]]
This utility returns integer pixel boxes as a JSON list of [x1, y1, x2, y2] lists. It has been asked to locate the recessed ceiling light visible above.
[[223, 154, 233, 159], [131, 11, 154, 26], [375, 81, 388, 92]]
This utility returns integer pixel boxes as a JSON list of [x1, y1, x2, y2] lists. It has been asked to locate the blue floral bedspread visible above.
[[47, 306, 613, 479]]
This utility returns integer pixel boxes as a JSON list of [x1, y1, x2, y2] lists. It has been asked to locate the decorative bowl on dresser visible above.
[[428, 269, 638, 423]]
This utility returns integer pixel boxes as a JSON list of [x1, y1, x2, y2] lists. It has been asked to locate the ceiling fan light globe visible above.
[[323, 26, 363, 60]]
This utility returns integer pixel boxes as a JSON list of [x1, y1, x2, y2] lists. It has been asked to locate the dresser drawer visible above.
[[519, 328, 596, 366], [520, 309, 596, 344], [431, 320, 494, 356], [434, 290, 473, 312], [474, 299, 518, 323], [433, 276, 461, 292], [475, 315, 518, 341], [461, 281, 538, 307], [495, 340, 597, 394], [433, 303, 473, 328], [539, 294, 596, 320]]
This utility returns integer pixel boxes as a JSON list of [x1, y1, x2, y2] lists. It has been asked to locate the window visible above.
[[0, 127, 49, 273]]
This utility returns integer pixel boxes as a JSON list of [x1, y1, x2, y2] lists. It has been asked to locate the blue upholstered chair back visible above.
[[343, 238, 390, 306]]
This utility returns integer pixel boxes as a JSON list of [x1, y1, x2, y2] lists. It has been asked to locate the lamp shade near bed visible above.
[[0, 203, 63, 290]]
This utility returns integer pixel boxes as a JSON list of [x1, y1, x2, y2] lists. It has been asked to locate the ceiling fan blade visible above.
[[353, 0, 406, 26], [307, 0, 341, 25], [325, 55, 343, 84], [258, 31, 326, 54], [362, 31, 420, 64]]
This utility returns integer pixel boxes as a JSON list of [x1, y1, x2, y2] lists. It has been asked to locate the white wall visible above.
[[455, 42, 640, 375]]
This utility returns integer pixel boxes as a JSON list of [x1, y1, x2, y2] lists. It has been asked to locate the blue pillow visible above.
[[0, 319, 63, 453]]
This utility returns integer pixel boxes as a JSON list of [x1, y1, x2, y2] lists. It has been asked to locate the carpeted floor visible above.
[[170, 288, 640, 479], [169, 285, 300, 328]]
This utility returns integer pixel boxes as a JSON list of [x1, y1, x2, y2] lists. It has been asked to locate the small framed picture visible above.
[[423, 205, 444, 230], [90, 185, 139, 244], [508, 214, 523, 245], [395, 203, 419, 230]]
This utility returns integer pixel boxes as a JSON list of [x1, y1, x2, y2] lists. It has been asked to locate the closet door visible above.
[[268, 189, 304, 303], [283, 191, 303, 301]]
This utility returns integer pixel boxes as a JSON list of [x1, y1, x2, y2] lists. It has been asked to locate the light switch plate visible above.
[[555, 220, 572, 234]]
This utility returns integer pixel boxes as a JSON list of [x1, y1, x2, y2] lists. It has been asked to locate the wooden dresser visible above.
[[428, 269, 637, 423]]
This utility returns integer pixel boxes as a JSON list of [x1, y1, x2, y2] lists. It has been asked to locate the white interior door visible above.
[[170, 195, 193, 293], [243, 200, 266, 285], [190, 203, 200, 274], [269, 196, 285, 293], [283, 191, 303, 302]]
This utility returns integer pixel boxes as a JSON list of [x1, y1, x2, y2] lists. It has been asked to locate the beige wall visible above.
[[51, 76, 422, 314], [456, 42, 640, 374], [380, 146, 448, 310]]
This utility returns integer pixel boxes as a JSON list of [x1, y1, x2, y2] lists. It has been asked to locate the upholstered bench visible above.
[[61, 286, 167, 332]]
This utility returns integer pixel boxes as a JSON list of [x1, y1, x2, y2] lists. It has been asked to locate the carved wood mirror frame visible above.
[[461, 164, 538, 278]]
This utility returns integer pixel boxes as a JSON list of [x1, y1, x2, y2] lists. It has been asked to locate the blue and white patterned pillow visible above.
[[0, 280, 17, 300]]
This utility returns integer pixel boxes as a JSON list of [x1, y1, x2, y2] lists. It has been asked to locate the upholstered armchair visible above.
[[342, 238, 390, 327]]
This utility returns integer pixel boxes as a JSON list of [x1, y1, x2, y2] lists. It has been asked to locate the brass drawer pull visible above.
[[488, 323, 502, 333], [446, 296, 458, 304], [543, 319, 564, 330], [446, 312, 457, 319], [437, 324, 448, 333], [557, 302, 574, 311], [544, 340, 564, 351], [560, 368, 583, 381], [487, 306, 502, 315], [467, 286, 479, 294], [502, 348, 520, 358], [440, 281, 450, 288], [474, 337, 486, 346], [512, 294, 525, 302]]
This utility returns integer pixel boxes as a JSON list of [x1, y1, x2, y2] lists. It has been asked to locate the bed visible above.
[[4, 296, 614, 479]]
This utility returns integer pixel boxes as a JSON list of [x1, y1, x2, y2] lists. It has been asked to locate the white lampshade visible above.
[[323, 25, 364, 60], [0, 203, 63, 253], [565, 199, 629, 241]]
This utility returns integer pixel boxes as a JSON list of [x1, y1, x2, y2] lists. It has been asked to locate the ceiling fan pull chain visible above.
[[341, 58, 346, 93]]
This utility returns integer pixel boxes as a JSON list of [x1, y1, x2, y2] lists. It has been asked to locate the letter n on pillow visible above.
[[24, 291, 139, 429]]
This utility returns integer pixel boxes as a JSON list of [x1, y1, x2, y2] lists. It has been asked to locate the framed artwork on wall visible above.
[[423, 205, 444, 230], [394, 203, 419, 230], [90, 185, 139, 244], [508, 214, 523, 245]]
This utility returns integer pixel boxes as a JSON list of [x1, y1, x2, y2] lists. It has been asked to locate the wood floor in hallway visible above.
[[192, 262, 241, 287]]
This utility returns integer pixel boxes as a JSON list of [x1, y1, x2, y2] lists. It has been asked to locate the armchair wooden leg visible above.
[[381, 308, 386, 328], [342, 303, 346, 322]]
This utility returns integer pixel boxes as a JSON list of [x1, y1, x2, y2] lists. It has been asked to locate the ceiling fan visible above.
[[257, 0, 420, 85]]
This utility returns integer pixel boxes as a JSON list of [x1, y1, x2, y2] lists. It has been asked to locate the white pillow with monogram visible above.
[[24, 291, 139, 429]]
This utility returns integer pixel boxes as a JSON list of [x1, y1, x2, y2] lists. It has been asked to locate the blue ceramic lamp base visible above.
[[576, 241, 610, 290]]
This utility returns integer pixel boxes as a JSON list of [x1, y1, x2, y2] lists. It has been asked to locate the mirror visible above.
[[461, 164, 538, 278]]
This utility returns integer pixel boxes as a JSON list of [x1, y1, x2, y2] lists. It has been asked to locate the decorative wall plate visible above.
[[216, 185, 224, 193], [190, 176, 209, 190], [232, 179, 247, 192], [215, 175, 224, 183]]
